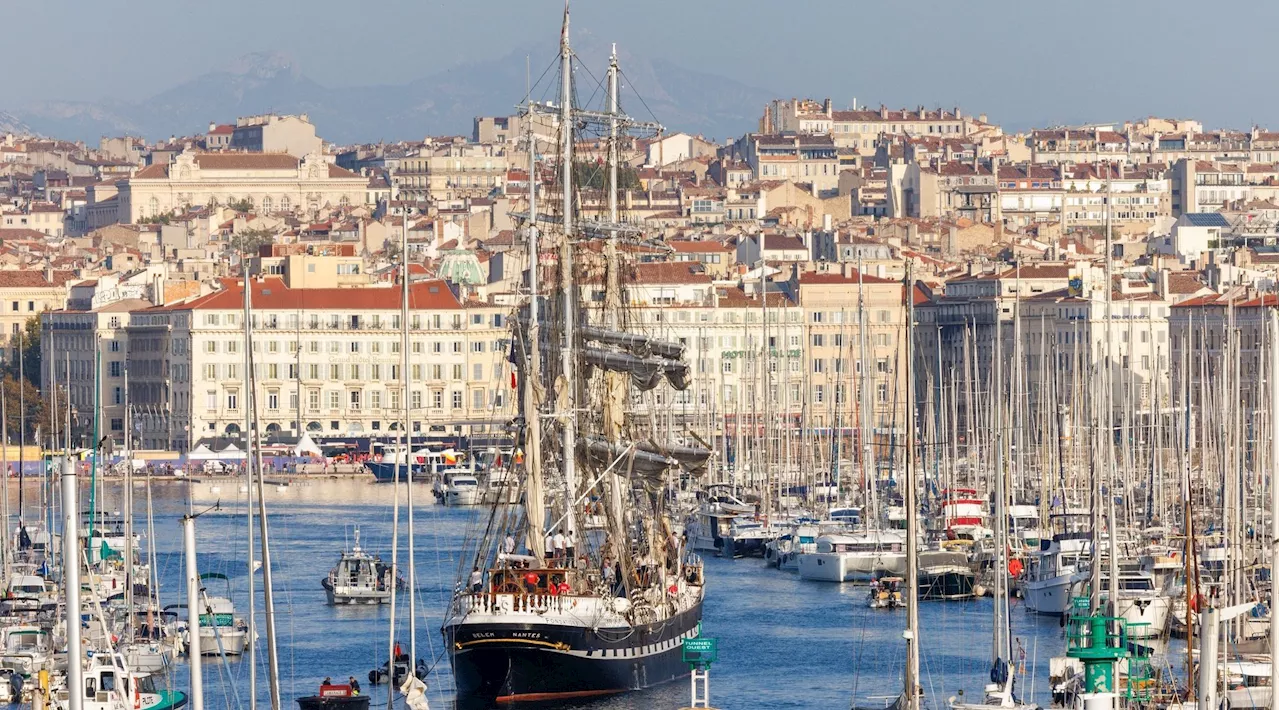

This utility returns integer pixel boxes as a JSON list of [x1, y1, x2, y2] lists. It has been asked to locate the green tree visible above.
[[3, 317, 40, 388], [0, 376, 51, 443], [227, 198, 255, 213], [230, 227, 276, 255]]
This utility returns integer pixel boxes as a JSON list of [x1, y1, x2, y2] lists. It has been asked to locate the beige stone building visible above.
[[0, 269, 79, 360], [229, 114, 323, 158], [395, 144, 507, 203], [115, 151, 368, 223], [797, 268, 908, 437], [122, 278, 514, 450]]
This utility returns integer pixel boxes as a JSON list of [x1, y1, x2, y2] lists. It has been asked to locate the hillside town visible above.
[[0, 104, 1271, 456]]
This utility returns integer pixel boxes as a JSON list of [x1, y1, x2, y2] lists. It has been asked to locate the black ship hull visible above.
[[919, 568, 976, 600], [444, 599, 702, 705]]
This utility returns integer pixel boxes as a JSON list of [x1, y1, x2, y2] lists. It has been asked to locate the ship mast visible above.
[[602, 44, 629, 569], [556, 0, 580, 549], [521, 79, 546, 557]]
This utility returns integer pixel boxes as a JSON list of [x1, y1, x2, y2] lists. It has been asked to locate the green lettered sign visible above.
[[682, 637, 718, 665]]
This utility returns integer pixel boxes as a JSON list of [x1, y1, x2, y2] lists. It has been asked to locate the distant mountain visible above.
[[0, 111, 32, 136], [2, 48, 773, 145]]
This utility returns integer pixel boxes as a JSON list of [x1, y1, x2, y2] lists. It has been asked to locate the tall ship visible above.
[[441, 5, 710, 704]]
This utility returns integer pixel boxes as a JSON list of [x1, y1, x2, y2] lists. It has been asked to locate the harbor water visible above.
[[57, 478, 1181, 710]]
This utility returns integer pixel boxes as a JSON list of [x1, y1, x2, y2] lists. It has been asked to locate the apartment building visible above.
[[125, 278, 515, 450], [229, 114, 323, 158], [797, 268, 908, 436], [746, 134, 839, 192], [395, 144, 507, 203]]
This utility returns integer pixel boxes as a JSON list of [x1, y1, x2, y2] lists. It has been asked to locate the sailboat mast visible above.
[[903, 264, 920, 710], [1270, 300, 1279, 708], [386, 202, 406, 710], [992, 268, 1009, 665], [857, 252, 875, 521], [245, 272, 283, 710], [557, 3, 579, 544], [123, 364, 134, 644], [243, 267, 258, 710], [403, 203, 418, 667]]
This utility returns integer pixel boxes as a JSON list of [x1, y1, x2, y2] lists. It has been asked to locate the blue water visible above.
[[63, 479, 1175, 710]]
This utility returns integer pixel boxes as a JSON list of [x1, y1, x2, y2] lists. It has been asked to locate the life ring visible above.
[[1008, 559, 1024, 578]]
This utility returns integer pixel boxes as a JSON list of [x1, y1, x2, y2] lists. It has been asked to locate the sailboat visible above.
[[949, 292, 1035, 710], [442, 10, 708, 703]]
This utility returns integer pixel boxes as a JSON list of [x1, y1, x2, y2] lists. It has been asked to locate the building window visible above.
[[308, 389, 320, 411], [227, 391, 239, 410], [267, 391, 279, 411], [349, 390, 361, 410], [451, 391, 463, 409]]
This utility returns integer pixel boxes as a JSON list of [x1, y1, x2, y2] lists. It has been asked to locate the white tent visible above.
[[217, 444, 247, 460], [188, 444, 218, 460], [292, 433, 322, 458]]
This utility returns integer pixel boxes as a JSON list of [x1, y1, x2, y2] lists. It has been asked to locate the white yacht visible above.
[[686, 509, 777, 558], [765, 522, 820, 571], [0, 625, 52, 678], [444, 472, 482, 506], [796, 530, 907, 582], [1094, 562, 1171, 639], [482, 469, 521, 505], [194, 594, 250, 656], [1019, 531, 1091, 616]]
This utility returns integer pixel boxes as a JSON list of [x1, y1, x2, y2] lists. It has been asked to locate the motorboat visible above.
[[765, 522, 819, 571], [1008, 504, 1044, 552], [796, 530, 907, 582], [686, 508, 777, 558], [1093, 563, 1170, 639], [938, 488, 988, 539], [297, 683, 369, 710], [482, 469, 521, 505], [194, 592, 250, 656], [867, 576, 905, 609], [699, 484, 756, 515], [0, 625, 52, 678], [1019, 531, 1091, 616], [444, 472, 482, 506], [322, 527, 400, 605], [918, 549, 976, 600], [52, 651, 186, 710]]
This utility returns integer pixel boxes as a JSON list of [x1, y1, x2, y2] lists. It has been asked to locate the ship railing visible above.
[[457, 591, 578, 616]]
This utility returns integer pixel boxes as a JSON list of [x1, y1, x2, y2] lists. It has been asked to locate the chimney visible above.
[[43, 266, 52, 283], [851, 97, 858, 111], [823, 213, 833, 232], [880, 105, 888, 120], [823, 98, 832, 117]]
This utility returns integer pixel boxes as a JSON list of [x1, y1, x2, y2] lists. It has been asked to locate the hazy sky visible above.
[[10, 0, 1277, 130]]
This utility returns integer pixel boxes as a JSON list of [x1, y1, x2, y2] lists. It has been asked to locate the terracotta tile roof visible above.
[[0, 269, 78, 288], [798, 270, 899, 285], [150, 277, 461, 311], [208, 125, 235, 135], [134, 164, 170, 179], [624, 262, 712, 285], [0, 228, 53, 242], [670, 240, 732, 253], [328, 164, 361, 178]]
